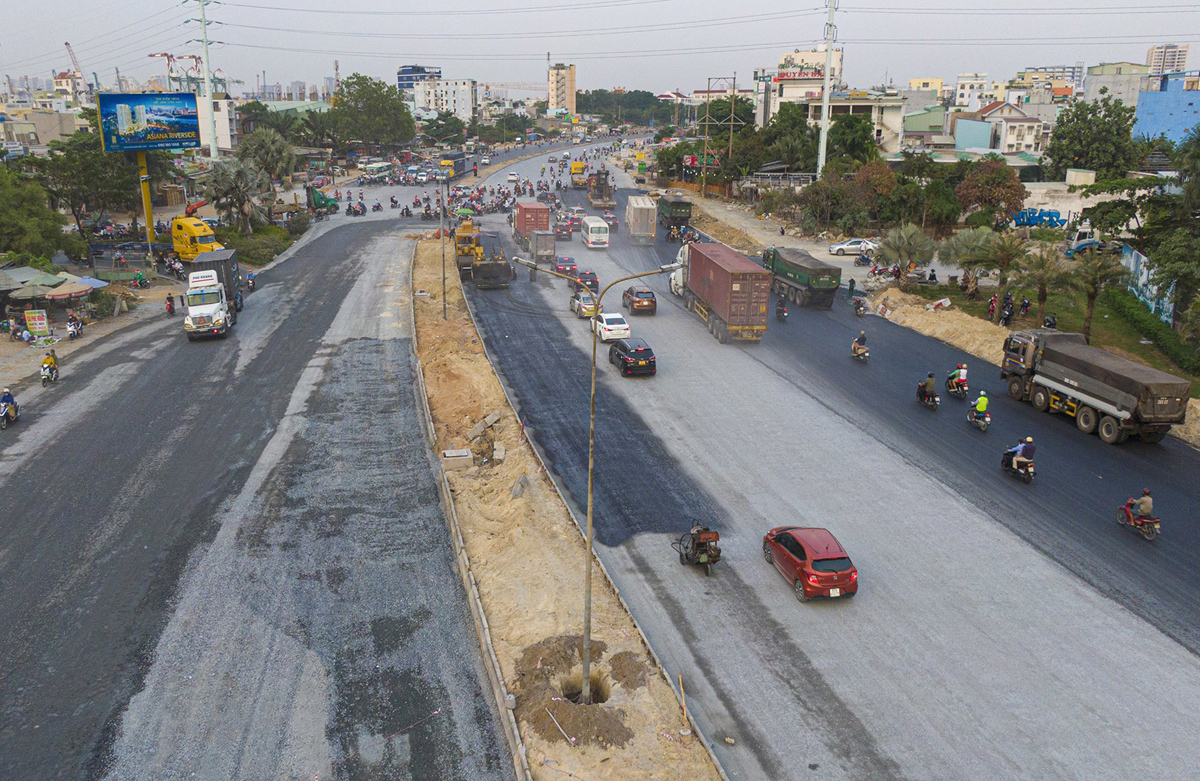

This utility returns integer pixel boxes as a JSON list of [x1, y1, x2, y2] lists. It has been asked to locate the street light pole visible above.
[[513, 257, 681, 705]]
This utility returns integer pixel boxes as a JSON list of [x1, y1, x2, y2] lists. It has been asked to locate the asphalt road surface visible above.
[[460, 146, 1200, 780], [0, 219, 514, 780]]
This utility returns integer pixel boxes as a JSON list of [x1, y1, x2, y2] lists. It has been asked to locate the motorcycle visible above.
[[165, 298, 176, 316], [945, 372, 968, 400], [998, 304, 1015, 327], [853, 298, 866, 317], [966, 408, 991, 432], [372, 202, 383, 212], [1020, 298, 1031, 316], [1117, 500, 1160, 541], [129, 277, 150, 290], [390, 199, 400, 209], [1043, 313, 1058, 330], [0, 401, 19, 430], [917, 384, 940, 410], [853, 255, 873, 267], [1001, 449, 1035, 483], [247, 274, 256, 292], [67, 320, 84, 339], [851, 342, 869, 363], [775, 303, 788, 323], [41, 364, 58, 386]]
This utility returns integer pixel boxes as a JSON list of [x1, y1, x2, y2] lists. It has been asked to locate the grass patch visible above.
[[214, 224, 298, 266], [908, 283, 1200, 397]]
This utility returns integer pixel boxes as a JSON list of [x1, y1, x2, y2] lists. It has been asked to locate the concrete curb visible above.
[[458, 280, 733, 781], [405, 245, 534, 781]]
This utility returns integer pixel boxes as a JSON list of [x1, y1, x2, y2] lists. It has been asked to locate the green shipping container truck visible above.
[[761, 246, 841, 309]]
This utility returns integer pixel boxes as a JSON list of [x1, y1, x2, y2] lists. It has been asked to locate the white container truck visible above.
[[183, 249, 243, 341], [626, 195, 656, 245]]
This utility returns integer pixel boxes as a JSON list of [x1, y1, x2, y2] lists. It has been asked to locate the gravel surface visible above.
[[454, 148, 1200, 781], [0, 221, 512, 780]]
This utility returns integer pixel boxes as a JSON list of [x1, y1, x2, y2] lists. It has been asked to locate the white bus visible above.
[[581, 216, 610, 248], [363, 161, 393, 177]]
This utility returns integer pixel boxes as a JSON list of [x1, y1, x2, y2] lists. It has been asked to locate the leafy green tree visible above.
[[23, 129, 139, 235], [879, 223, 936, 289], [328, 73, 415, 149], [761, 103, 811, 146], [1014, 244, 1075, 323], [898, 151, 937, 182], [696, 96, 754, 142], [261, 112, 299, 140], [300, 111, 339, 148], [768, 135, 815, 172], [1180, 298, 1200, 346], [828, 113, 877, 164], [236, 101, 272, 136], [938, 227, 994, 286], [961, 233, 1030, 319], [1043, 93, 1137, 181], [955, 157, 1028, 227], [1145, 228, 1200, 313], [238, 128, 295, 219], [0, 167, 70, 256], [422, 112, 466, 144], [1073, 249, 1131, 342], [205, 159, 268, 236]]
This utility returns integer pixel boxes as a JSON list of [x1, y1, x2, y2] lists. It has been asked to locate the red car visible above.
[[762, 526, 858, 602], [554, 256, 578, 276]]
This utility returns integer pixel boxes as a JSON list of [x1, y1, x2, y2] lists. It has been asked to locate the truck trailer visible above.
[[672, 242, 770, 343], [512, 201, 551, 252], [761, 246, 841, 308], [1000, 329, 1191, 444], [625, 196, 656, 244]]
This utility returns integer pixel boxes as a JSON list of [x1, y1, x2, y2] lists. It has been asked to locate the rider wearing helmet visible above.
[[951, 363, 968, 392], [1012, 436, 1035, 469], [1, 387, 16, 420], [970, 390, 988, 421], [921, 372, 937, 401], [852, 330, 867, 356], [1131, 488, 1153, 519]]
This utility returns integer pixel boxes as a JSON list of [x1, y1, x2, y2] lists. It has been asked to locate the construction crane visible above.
[[149, 52, 176, 87], [63, 42, 92, 97], [480, 81, 548, 95]]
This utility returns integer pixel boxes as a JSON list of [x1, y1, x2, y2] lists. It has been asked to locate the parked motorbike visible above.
[[1001, 449, 1035, 483], [998, 304, 1015, 326], [1117, 500, 1161, 541], [966, 408, 991, 432], [945, 372, 969, 400], [854, 255, 873, 267], [1043, 313, 1058, 330], [40, 364, 58, 387], [0, 401, 19, 430], [917, 384, 940, 410]]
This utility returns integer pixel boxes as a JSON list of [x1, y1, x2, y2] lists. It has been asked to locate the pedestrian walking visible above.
[[848, 277, 856, 299]]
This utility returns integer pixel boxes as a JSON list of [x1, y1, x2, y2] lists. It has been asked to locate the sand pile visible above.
[[687, 202, 764, 255], [411, 239, 722, 780], [874, 289, 1008, 365]]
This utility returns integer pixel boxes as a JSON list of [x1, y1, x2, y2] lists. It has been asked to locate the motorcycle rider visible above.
[[1, 387, 17, 420], [970, 390, 988, 422], [166, 293, 176, 315], [42, 351, 58, 381], [1008, 436, 1035, 470], [949, 363, 968, 392], [67, 312, 83, 334], [1130, 488, 1154, 519], [920, 372, 937, 402], [775, 297, 788, 320], [852, 330, 868, 357]]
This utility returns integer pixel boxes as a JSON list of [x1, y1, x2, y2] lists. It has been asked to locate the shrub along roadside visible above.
[[213, 224, 296, 266], [1102, 288, 1200, 374]]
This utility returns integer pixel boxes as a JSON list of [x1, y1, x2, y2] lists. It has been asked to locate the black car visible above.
[[573, 269, 599, 293], [555, 223, 573, 239], [609, 337, 656, 376]]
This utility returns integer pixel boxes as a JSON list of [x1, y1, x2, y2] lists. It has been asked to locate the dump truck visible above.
[[761, 246, 841, 308], [625, 196, 656, 244], [586, 170, 616, 208], [657, 194, 692, 229], [570, 161, 588, 189], [171, 216, 223, 261], [512, 201, 551, 253], [671, 242, 770, 343], [1000, 330, 1192, 444], [183, 249, 243, 341], [455, 219, 484, 280], [305, 185, 339, 215]]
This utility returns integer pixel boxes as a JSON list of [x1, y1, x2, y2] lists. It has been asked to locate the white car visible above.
[[416, 171, 429, 183], [507, 171, 519, 182], [828, 238, 878, 256], [593, 312, 631, 342], [481, 156, 491, 165]]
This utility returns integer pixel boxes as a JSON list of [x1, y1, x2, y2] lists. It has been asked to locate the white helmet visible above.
[[979, 391, 986, 397]]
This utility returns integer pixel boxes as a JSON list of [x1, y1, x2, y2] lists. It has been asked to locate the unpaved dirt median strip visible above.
[[408, 236, 726, 781]]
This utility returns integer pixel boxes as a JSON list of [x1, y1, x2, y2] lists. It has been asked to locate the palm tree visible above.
[[879, 223, 936, 290], [960, 233, 1029, 320], [937, 227, 993, 297], [301, 111, 337, 148], [1073, 249, 1131, 343], [205, 159, 268, 236], [238, 128, 295, 219], [261, 112, 299, 141], [768, 133, 816, 173], [1013, 243, 1075, 324]]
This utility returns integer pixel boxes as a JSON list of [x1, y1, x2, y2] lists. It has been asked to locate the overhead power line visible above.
[[223, 0, 675, 15], [843, 1, 1198, 14]]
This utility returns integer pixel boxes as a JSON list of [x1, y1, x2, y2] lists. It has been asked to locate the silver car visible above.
[[828, 238, 878, 256]]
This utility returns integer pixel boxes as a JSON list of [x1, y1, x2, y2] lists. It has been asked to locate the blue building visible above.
[[1134, 71, 1200, 143], [397, 65, 442, 94]]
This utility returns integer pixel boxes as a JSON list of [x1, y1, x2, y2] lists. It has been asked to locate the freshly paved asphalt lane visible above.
[[459, 147, 1200, 780], [0, 218, 513, 780]]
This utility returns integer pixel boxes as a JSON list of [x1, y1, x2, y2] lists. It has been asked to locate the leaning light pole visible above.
[[512, 257, 682, 704]]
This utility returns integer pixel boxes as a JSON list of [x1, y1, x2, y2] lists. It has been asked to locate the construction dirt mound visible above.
[[410, 237, 722, 780]]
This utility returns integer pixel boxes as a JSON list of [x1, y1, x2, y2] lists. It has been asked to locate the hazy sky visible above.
[[3, 0, 1197, 96]]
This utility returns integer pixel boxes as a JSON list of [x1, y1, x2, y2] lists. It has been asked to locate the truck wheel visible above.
[[1098, 416, 1122, 444], [1076, 405, 1098, 434], [1140, 431, 1166, 444], [1031, 386, 1050, 412], [718, 323, 729, 344], [800, 290, 811, 307], [1007, 377, 1025, 400]]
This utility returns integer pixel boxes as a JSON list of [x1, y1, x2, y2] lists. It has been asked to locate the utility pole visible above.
[[700, 78, 713, 198], [192, 0, 219, 158], [728, 72, 736, 166], [816, 0, 837, 176]]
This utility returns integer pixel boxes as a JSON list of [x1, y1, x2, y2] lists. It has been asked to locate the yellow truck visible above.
[[171, 217, 224, 261], [570, 161, 588, 189]]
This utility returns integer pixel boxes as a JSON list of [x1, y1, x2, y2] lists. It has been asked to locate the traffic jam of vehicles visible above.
[[465, 142, 1191, 604]]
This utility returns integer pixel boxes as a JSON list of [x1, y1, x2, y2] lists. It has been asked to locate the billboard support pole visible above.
[[138, 151, 156, 259]]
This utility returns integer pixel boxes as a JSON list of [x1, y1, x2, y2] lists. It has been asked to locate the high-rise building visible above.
[[412, 78, 477, 124], [1015, 63, 1085, 90], [1147, 44, 1189, 75], [289, 80, 307, 100], [323, 76, 336, 101], [548, 63, 576, 115], [397, 65, 442, 95]]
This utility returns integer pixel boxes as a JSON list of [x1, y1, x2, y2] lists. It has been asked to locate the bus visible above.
[[581, 216, 610, 248], [363, 161, 393, 176]]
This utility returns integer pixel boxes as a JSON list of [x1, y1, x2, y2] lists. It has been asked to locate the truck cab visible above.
[[1065, 221, 1099, 257], [171, 216, 223, 261], [183, 270, 235, 340]]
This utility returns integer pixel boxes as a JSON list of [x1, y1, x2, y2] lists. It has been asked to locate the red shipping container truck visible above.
[[513, 202, 551, 244], [677, 242, 770, 342]]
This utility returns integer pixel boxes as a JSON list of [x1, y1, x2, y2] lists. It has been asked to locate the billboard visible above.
[[98, 92, 200, 152]]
